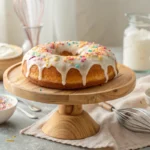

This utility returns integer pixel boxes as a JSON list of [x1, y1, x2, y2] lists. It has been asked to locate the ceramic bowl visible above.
[[0, 44, 23, 80], [0, 94, 18, 124]]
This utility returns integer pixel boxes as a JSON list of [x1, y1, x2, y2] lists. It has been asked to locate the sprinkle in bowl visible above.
[[0, 94, 18, 124]]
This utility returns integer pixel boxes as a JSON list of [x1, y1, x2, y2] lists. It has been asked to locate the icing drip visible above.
[[113, 65, 118, 77], [22, 41, 118, 86], [38, 66, 43, 80]]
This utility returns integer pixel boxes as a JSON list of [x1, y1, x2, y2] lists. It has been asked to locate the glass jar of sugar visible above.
[[123, 13, 150, 72]]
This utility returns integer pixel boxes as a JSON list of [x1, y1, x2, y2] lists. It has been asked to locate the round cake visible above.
[[22, 41, 118, 89]]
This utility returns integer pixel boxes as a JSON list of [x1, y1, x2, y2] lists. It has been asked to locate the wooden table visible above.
[[0, 47, 150, 150]]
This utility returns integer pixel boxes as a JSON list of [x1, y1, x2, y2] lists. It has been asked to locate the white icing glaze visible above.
[[22, 41, 118, 86], [0, 43, 19, 59]]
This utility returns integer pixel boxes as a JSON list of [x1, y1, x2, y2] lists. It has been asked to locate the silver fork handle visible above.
[[17, 106, 38, 119], [26, 103, 41, 112], [18, 99, 41, 112]]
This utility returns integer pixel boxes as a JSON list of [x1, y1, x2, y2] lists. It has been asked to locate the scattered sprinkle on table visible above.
[[6, 136, 16, 142], [6, 139, 15, 142]]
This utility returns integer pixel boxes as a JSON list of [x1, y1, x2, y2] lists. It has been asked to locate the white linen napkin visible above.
[[21, 75, 150, 150]]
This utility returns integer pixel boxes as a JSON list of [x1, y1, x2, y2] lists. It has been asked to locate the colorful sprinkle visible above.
[[54, 56, 59, 61], [81, 57, 86, 62], [88, 50, 92, 52], [68, 57, 74, 60], [47, 49, 52, 53], [49, 43, 55, 49], [29, 56, 35, 60], [75, 64, 80, 69], [98, 56, 102, 60], [93, 45, 98, 48]]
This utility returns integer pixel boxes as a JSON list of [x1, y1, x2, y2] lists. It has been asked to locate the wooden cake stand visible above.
[[3, 63, 136, 140]]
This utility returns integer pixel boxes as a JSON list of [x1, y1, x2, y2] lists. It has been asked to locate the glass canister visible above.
[[22, 25, 43, 54], [123, 13, 150, 72]]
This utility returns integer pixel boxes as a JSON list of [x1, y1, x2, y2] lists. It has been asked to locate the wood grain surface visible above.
[[42, 105, 100, 140], [3, 63, 136, 105]]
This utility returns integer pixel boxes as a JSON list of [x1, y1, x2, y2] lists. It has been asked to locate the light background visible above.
[[0, 0, 150, 47]]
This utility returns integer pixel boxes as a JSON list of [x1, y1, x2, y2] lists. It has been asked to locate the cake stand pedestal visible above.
[[42, 105, 100, 139], [3, 63, 136, 140]]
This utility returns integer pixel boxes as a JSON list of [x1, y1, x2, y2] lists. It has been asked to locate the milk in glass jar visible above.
[[123, 13, 150, 72]]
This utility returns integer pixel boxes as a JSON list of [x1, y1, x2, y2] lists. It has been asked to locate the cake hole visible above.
[[60, 51, 79, 56], [60, 51, 73, 56]]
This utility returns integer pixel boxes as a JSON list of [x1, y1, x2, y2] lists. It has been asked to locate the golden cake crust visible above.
[[22, 61, 118, 89]]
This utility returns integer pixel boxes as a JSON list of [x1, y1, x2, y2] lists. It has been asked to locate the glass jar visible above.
[[22, 25, 43, 54], [123, 13, 150, 72]]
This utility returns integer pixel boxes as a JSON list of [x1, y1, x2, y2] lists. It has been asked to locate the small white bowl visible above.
[[0, 94, 18, 124]]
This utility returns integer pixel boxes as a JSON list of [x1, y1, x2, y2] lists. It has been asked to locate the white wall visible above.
[[0, 0, 150, 47], [0, 0, 8, 43], [76, 0, 150, 46], [4, 0, 23, 45]]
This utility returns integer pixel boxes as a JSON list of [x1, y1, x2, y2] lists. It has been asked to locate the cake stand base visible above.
[[42, 105, 100, 140]]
